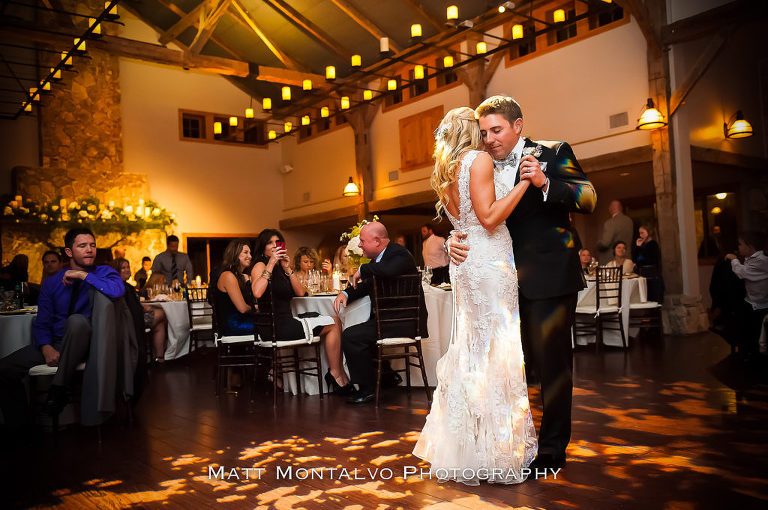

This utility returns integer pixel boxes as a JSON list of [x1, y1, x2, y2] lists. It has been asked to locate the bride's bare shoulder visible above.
[[466, 151, 493, 173]]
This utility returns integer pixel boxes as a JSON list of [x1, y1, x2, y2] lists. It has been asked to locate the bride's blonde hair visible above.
[[431, 107, 482, 218]]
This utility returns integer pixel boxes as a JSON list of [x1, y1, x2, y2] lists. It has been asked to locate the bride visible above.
[[412, 107, 538, 485]]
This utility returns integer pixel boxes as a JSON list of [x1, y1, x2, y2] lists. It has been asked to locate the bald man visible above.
[[334, 222, 428, 404]]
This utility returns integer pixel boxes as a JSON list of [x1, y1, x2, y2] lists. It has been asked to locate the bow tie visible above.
[[494, 151, 518, 170]]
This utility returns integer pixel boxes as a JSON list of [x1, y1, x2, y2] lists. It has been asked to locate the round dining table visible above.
[[0, 310, 37, 359]]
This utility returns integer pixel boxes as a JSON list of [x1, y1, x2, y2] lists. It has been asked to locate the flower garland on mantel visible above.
[[2, 195, 176, 235]]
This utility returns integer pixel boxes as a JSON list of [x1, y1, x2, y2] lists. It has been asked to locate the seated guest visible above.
[[726, 231, 768, 357], [579, 248, 594, 275], [395, 234, 407, 247], [151, 234, 194, 285], [0, 228, 124, 426], [41, 250, 63, 282], [606, 241, 634, 275], [293, 246, 319, 282], [210, 239, 255, 336], [113, 258, 168, 363], [421, 223, 450, 285], [333, 222, 428, 404], [134, 256, 152, 290], [633, 224, 664, 302], [251, 229, 351, 394], [0, 254, 29, 291]]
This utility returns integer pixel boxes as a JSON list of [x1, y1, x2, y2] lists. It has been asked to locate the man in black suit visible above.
[[334, 221, 428, 404], [448, 96, 596, 469]]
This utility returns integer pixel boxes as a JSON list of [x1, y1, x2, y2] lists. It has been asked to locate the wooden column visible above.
[[344, 101, 378, 221], [454, 33, 504, 108]]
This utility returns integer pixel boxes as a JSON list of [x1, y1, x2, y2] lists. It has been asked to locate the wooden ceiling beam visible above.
[[158, 0, 210, 46], [188, 0, 233, 55], [262, 0, 352, 59], [230, 0, 303, 70], [402, 0, 444, 31], [329, 0, 400, 53], [253, 65, 329, 88]]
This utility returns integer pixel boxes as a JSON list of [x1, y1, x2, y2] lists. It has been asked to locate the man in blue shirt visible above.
[[0, 227, 124, 428]]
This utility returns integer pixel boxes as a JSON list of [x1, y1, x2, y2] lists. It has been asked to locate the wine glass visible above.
[[423, 266, 433, 284]]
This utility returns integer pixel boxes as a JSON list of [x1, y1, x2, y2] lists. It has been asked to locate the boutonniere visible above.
[[522, 144, 543, 158]]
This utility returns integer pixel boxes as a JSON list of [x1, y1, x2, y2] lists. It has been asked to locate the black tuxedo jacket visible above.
[[506, 138, 597, 300], [344, 242, 429, 338]]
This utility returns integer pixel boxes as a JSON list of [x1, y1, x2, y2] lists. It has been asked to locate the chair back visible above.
[[186, 287, 213, 329], [253, 284, 278, 344], [596, 266, 623, 309], [371, 274, 422, 340]]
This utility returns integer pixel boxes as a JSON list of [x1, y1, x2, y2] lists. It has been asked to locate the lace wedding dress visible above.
[[413, 150, 537, 485]]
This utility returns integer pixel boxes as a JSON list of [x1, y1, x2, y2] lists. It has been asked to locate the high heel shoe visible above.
[[325, 370, 354, 396]]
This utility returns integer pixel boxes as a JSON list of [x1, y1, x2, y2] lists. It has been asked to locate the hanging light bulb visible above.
[[447, 5, 458, 20], [325, 66, 336, 81], [443, 55, 454, 68], [245, 107, 254, 119], [351, 54, 362, 68], [263, 97, 272, 110], [282, 86, 291, 101], [213, 122, 222, 135], [284, 121, 292, 132], [411, 24, 422, 38], [498, 5, 506, 13], [340, 97, 350, 110], [724, 110, 753, 139], [268, 130, 277, 140], [301, 115, 310, 125], [636, 98, 667, 130], [512, 24, 524, 39], [321, 106, 330, 118], [414, 65, 425, 80], [229, 116, 238, 127], [303, 79, 312, 91], [476, 41, 487, 54], [363, 89, 373, 101], [553, 9, 566, 23], [343, 177, 360, 196], [387, 79, 397, 91]]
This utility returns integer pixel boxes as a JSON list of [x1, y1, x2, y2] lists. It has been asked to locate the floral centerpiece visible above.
[[340, 215, 379, 268], [2, 195, 176, 234]]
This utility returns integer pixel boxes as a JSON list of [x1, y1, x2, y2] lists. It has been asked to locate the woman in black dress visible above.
[[250, 229, 351, 394], [211, 239, 255, 336], [633, 223, 665, 303]]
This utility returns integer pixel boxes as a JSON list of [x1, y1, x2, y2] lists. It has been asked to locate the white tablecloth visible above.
[[145, 301, 190, 360], [284, 285, 454, 395], [575, 277, 647, 347], [0, 313, 36, 359]]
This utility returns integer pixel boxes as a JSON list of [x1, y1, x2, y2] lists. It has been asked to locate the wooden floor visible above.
[[6, 332, 768, 509]]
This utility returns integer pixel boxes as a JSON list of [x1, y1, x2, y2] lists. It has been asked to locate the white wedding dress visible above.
[[413, 150, 537, 485]]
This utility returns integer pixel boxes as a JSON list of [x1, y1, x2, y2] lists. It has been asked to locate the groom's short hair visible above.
[[475, 95, 523, 125]]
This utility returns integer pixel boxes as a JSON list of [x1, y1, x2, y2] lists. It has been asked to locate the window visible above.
[[213, 116, 232, 140], [592, 5, 624, 29], [244, 119, 266, 144], [182, 113, 204, 139], [552, 9, 577, 44]]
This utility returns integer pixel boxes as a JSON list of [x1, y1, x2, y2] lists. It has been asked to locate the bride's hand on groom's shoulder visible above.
[[447, 233, 469, 265]]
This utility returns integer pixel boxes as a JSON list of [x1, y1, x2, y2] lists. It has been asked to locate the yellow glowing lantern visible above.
[[512, 24, 524, 39], [229, 116, 238, 127], [325, 65, 336, 80], [268, 130, 277, 139], [411, 24, 422, 38], [303, 79, 312, 91], [23, 102, 32, 112], [443, 55, 454, 68], [725, 110, 753, 139], [363, 89, 373, 101], [447, 5, 458, 20], [89, 18, 101, 36], [321, 106, 329, 118], [387, 79, 397, 91], [553, 9, 566, 23], [51, 68, 62, 80], [105, 1, 117, 15], [284, 121, 292, 132], [245, 107, 254, 119], [263, 97, 272, 110], [343, 177, 360, 196], [414, 65, 425, 80], [302, 115, 310, 125], [636, 98, 667, 130], [379, 37, 390, 53], [74, 38, 86, 52], [61, 52, 72, 67], [351, 54, 361, 67], [476, 41, 487, 54], [282, 86, 291, 101], [340, 96, 350, 110], [213, 121, 222, 135], [42, 81, 51, 91]]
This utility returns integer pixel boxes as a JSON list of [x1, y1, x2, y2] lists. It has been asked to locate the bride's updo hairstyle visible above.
[[431, 106, 482, 218]]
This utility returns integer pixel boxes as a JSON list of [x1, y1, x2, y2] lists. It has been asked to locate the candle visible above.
[[196, 275, 202, 288], [332, 271, 341, 291]]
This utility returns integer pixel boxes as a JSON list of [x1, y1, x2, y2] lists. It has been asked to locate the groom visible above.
[[447, 96, 596, 469]]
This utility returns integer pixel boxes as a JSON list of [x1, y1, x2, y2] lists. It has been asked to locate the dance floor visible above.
[[6, 332, 768, 509]]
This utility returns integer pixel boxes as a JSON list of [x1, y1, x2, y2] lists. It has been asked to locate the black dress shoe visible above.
[[530, 453, 566, 471], [45, 385, 70, 417], [346, 391, 375, 405], [325, 370, 355, 396], [381, 372, 402, 388]]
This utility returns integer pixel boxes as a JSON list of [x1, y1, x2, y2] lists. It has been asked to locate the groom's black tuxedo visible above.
[[505, 137, 596, 461]]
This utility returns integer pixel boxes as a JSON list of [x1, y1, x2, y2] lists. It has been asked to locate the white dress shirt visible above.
[[731, 250, 768, 310], [494, 138, 549, 201]]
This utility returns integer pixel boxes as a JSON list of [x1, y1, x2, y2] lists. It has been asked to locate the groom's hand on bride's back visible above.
[[446, 232, 469, 264]]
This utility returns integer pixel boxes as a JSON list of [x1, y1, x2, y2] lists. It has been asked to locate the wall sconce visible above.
[[710, 206, 722, 215], [325, 66, 336, 81], [282, 86, 291, 101], [512, 24, 524, 39], [340, 96, 350, 110], [351, 54, 361, 68], [363, 89, 373, 101], [303, 79, 312, 91], [229, 116, 238, 127], [715, 192, 727, 200], [724, 110, 753, 139], [553, 9, 566, 23], [321, 106, 329, 118], [636, 98, 667, 130], [343, 177, 360, 197], [476, 41, 487, 54], [414, 65, 425, 80], [213, 122, 222, 135], [447, 5, 458, 21], [411, 24, 422, 38]]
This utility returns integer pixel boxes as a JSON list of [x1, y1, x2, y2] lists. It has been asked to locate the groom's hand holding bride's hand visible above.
[[446, 233, 469, 265], [519, 155, 547, 190]]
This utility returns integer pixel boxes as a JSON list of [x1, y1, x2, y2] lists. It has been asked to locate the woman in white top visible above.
[[606, 241, 634, 275]]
